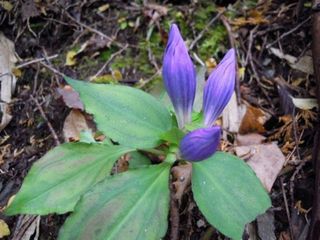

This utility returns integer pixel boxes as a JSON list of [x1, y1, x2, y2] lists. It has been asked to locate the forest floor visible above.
[[0, 0, 318, 239]]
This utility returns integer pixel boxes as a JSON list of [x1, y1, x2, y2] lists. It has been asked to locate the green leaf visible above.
[[192, 152, 271, 240], [59, 163, 171, 240], [128, 151, 151, 169], [66, 77, 172, 148], [185, 112, 205, 131], [148, 79, 173, 110], [160, 127, 184, 145], [5, 143, 131, 215], [79, 130, 96, 143]]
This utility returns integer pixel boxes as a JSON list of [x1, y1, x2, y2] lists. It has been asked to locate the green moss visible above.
[[198, 24, 227, 59]]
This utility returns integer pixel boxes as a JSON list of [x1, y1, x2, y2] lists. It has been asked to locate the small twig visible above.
[[39, 62, 65, 78], [192, 52, 205, 66], [0, 55, 59, 79], [220, 15, 242, 105], [146, 25, 160, 72], [147, 46, 160, 72], [249, 57, 276, 109], [292, 109, 302, 161], [189, 10, 224, 51], [245, 26, 259, 66], [27, 18, 37, 38], [266, 16, 311, 48], [136, 69, 161, 89], [90, 44, 128, 80], [31, 95, 61, 146], [16, 55, 59, 69], [65, 11, 124, 48], [280, 177, 294, 240], [220, 15, 235, 49]]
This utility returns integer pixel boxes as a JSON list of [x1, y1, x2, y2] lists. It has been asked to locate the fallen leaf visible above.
[[0, 219, 10, 238], [91, 70, 122, 83], [239, 105, 270, 134], [0, 103, 12, 132], [205, 58, 217, 73], [291, 97, 318, 110], [256, 211, 276, 240], [0, 1, 13, 11], [222, 92, 247, 133], [171, 162, 192, 203], [0, 32, 17, 132], [57, 85, 84, 110], [236, 133, 266, 146], [21, 0, 40, 20], [270, 48, 313, 75], [235, 143, 285, 192], [98, 3, 110, 12], [231, 10, 269, 26], [65, 50, 77, 66], [63, 109, 90, 142]]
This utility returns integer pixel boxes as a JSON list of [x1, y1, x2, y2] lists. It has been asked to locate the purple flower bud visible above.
[[163, 24, 196, 129], [180, 126, 221, 162], [203, 49, 236, 127]]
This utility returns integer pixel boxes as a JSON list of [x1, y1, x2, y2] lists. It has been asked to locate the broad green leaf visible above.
[[59, 163, 171, 240], [128, 151, 151, 169], [79, 130, 96, 143], [148, 79, 173, 109], [5, 143, 131, 215], [192, 152, 271, 240], [66, 77, 172, 148], [160, 127, 185, 145]]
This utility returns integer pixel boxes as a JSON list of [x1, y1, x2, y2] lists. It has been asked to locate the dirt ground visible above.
[[0, 0, 318, 239]]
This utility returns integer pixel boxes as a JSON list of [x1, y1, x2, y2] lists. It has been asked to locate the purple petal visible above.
[[180, 126, 221, 162], [203, 49, 236, 127], [163, 24, 196, 129]]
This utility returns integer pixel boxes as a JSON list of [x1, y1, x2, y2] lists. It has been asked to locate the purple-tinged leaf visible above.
[[163, 24, 196, 129], [203, 49, 236, 127], [180, 126, 221, 162]]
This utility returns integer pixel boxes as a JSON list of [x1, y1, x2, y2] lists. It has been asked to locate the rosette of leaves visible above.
[[5, 24, 271, 240]]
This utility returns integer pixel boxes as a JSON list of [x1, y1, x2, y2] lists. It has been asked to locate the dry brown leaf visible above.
[[270, 48, 313, 75], [222, 92, 247, 134], [57, 85, 84, 110], [21, 0, 40, 21], [235, 143, 285, 192], [171, 162, 192, 203], [231, 10, 269, 26], [236, 133, 266, 146], [256, 211, 276, 240], [239, 105, 270, 134], [63, 109, 90, 142], [0, 32, 17, 132]]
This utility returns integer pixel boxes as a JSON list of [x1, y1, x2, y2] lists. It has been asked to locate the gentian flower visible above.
[[163, 24, 236, 162], [162, 24, 196, 129]]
